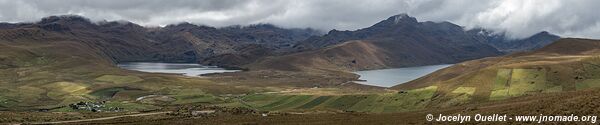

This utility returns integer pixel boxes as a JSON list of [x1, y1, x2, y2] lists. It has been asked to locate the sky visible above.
[[0, 0, 598, 39]]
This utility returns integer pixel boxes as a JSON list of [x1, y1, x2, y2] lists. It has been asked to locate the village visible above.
[[68, 101, 123, 112]]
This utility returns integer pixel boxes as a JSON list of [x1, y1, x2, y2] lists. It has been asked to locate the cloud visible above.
[[0, 0, 599, 39]]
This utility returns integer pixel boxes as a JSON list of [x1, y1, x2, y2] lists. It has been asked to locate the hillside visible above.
[[250, 39, 489, 71], [392, 38, 600, 107]]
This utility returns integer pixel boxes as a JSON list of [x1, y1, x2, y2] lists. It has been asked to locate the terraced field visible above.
[[491, 68, 562, 100]]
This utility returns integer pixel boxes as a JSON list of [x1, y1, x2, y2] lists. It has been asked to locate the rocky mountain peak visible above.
[[38, 15, 92, 25], [385, 13, 418, 24], [389, 13, 415, 24], [36, 15, 96, 31], [368, 13, 419, 30]]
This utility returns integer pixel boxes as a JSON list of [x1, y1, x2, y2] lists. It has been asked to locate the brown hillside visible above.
[[392, 38, 600, 107], [248, 40, 390, 72]]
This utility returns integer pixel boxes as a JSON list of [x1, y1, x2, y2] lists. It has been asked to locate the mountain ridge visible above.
[[255, 14, 559, 71], [1, 15, 323, 67]]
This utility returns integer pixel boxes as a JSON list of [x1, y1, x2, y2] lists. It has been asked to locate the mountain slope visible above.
[[296, 14, 559, 54], [468, 29, 561, 53], [152, 23, 322, 67], [253, 14, 504, 71], [274, 14, 560, 72]]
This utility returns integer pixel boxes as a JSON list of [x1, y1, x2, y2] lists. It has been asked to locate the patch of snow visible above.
[[393, 14, 409, 24]]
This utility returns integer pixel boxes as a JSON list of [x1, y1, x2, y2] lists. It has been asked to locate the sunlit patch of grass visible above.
[[371, 86, 438, 113], [445, 87, 476, 105], [494, 69, 511, 90], [408, 86, 438, 98], [43, 82, 90, 100], [508, 68, 548, 96], [490, 68, 562, 100], [489, 89, 509, 100], [451, 87, 476, 95]]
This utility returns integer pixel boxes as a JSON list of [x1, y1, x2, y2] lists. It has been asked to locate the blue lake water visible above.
[[118, 62, 239, 76], [353, 64, 452, 87]]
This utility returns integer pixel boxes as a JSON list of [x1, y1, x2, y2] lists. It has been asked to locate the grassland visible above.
[[219, 86, 440, 113], [391, 38, 600, 110]]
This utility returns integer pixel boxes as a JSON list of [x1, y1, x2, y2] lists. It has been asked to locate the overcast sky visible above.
[[0, 0, 598, 39]]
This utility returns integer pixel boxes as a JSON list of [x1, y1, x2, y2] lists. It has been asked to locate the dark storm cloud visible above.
[[0, 0, 599, 39]]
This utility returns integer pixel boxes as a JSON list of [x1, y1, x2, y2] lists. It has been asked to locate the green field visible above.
[[226, 86, 439, 113], [297, 96, 333, 109], [451, 87, 476, 95], [323, 95, 370, 110], [491, 68, 561, 100]]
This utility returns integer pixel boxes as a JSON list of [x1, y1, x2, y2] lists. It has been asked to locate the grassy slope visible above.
[[225, 86, 438, 113], [393, 38, 600, 108]]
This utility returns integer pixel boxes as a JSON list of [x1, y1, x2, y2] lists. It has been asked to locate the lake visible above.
[[117, 62, 240, 77], [353, 64, 452, 87]]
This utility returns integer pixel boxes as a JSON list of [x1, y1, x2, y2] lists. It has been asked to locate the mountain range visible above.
[[251, 14, 559, 71], [1, 14, 559, 71], [1, 15, 322, 68]]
